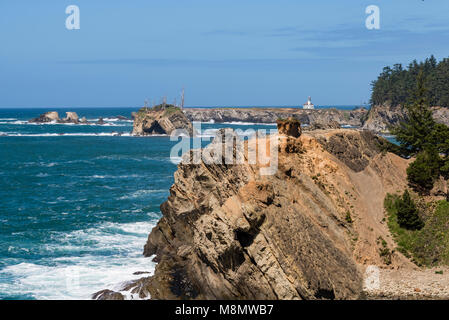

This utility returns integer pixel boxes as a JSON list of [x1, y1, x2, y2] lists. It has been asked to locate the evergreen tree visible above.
[[395, 190, 423, 230], [391, 71, 436, 156], [370, 55, 449, 107], [406, 147, 441, 194]]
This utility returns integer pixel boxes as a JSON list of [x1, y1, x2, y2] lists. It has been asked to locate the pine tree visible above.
[[406, 147, 441, 194], [391, 70, 436, 156], [396, 190, 423, 230]]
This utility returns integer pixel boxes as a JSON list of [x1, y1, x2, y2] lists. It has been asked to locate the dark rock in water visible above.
[[120, 277, 152, 299], [97, 117, 105, 125], [80, 117, 88, 124], [116, 115, 129, 120], [92, 289, 124, 300], [29, 111, 60, 123], [276, 118, 301, 137], [133, 271, 151, 275]]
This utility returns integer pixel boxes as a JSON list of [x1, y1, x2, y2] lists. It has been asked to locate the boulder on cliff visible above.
[[132, 104, 196, 136], [276, 118, 301, 137], [305, 120, 341, 131]]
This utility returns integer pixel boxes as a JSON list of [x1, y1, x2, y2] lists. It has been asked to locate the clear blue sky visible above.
[[1, 0, 449, 107]]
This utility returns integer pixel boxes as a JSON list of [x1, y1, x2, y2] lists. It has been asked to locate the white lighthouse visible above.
[[303, 96, 315, 109]]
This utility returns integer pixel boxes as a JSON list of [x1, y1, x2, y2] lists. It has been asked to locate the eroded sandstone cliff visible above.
[[141, 123, 412, 300], [132, 105, 195, 136]]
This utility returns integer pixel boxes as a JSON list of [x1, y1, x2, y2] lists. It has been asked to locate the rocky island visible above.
[[132, 104, 196, 136], [29, 111, 87, 124]]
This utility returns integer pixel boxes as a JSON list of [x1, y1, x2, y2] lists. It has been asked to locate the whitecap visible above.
[[118, 189, 167, 200], [36, 173, 49, 178], [0, 221, 157, 300]]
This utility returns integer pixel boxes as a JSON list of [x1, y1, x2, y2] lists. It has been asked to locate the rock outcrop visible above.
[[184, 107, 368, 127], [276, 118, 301, 137], [64, 112, 79, 123], [29, 111, 61, 123], [362, 104, 449, 132], [29, 111, 82, 124], [141, 124, 412, 300], [132, 105, 195, 136]]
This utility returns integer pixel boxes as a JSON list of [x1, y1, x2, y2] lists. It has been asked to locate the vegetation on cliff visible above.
[[391, 72, 449, 195], [384, 70, 449, 267], [371, 55, 449, 108], [132, 104, 194, 136], [385, 195, 449, 267]]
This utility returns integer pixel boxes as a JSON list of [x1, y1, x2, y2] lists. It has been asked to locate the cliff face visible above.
[[184, 107, 368, 126], [132, 105, 195, 136], [363, 104, 449, 132], [143, 124, 411, 300]]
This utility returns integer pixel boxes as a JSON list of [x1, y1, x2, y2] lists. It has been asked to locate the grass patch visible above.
[[385, 194, 449, 267]]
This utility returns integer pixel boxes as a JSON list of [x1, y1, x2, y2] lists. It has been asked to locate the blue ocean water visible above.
[[0, 107, 281, 300]]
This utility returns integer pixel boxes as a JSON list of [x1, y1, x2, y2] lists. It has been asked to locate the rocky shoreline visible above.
[[184, 107, 368, 127]]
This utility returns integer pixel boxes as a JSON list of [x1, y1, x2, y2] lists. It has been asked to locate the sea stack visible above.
[[132, 104, 195, 136], [29, 111, 60, 123]]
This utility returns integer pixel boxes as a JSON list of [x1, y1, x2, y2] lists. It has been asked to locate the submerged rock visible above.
[[97, 117, 105, 125]]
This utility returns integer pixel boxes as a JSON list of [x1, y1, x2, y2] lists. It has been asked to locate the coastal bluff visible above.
[[184, 107, 368, 126], [132, 104, 195, 136], [363, 104, 449, 132], [137, 122, 414, 300]]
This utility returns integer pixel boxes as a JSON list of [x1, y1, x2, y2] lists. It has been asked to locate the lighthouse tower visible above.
[[303, 96, 315, 109]]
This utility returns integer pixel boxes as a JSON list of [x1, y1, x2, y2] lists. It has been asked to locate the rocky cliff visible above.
[[132, 105, 195, 136], [139, 123, 413, 300], [362, 104, 449, 132], [184, 107, 368, 127]]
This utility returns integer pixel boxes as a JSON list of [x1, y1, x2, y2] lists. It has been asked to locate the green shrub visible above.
[[385, 193, 449, 267], [396, 190, 424, 230], [407, 148, 441, 194]]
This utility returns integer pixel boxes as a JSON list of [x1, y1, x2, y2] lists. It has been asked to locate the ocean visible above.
[[0, 107, 284, 300]]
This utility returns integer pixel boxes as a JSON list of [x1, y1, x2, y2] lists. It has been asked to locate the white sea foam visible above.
[[118, 189, 167, 200], [0, 221, 157, 300], [87, 174, 140, 179], [36, 173, 49, 178], [0, 121, 131, 127], [3, 132, 132, 137], [222, 121, 277, 126]]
